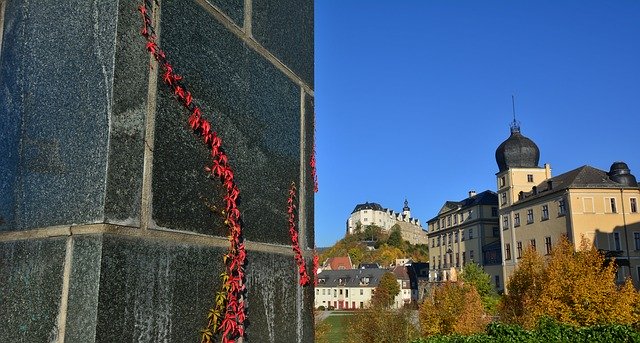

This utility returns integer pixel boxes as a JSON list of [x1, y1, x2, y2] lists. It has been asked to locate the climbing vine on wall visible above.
[[287, 182, 311, 286], [138, 2, 245, 342]]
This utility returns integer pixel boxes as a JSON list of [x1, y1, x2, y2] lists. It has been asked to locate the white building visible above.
[[314, 264, 419, 310], [346, 200, 428, 245]]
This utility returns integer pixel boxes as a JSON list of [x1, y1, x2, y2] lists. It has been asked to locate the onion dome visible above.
[[495, 122, 540, 172], [608, 162, 638, 187]]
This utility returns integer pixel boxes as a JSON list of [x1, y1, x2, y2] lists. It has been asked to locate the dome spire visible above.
[[510, 95, 521, 133]]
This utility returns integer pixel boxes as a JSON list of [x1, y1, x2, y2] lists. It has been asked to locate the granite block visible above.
[[92, 235, 309, 342], [245, 250, 311, 342], [251, 0, 314, 86], [64, 235, 104, 342], [103, 0, 151, 226], [151, 0, 301, 244], [304, 94, 315, 250], [0, 0, 119, 230], [94, 235, 227, 343], [204, 0, 244, 27], [0, 237, 67, 341]]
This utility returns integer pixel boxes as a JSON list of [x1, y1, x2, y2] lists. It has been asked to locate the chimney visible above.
[[468, 190, 476, 198]]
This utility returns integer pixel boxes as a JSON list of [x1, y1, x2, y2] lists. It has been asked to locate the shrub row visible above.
[[410, 319, 640, 343]]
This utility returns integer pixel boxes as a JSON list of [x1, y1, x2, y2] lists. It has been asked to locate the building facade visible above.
[[346, 200, 428, 245], [496, 121, 640, 288], [314, 266, 418, 310], [427, 190, 503, 290]]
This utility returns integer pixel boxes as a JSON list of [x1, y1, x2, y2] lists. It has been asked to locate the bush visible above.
[[409, 319, 640, 343]]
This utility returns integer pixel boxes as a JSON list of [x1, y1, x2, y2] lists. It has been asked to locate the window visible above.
[[542, 205, 549, 220], [527, 209, 534, 224], [635, 233, 640, 250], [607, 198, 618, 213], [469, 228, 474, 239], [453, 214, 458, 225], [505, 243, 511, 260], [462, 251, 466, 265], [454, 231, 459, 242], [339, 289, 343, 295], [495, 275, 500, 288], [500, 176, 506, 187], [545, 237, 552, 255], [360, 289, 363, 295], [431, 239, 435, 248], [438, 257, 441, 269], [436, 221, 440, 229], [530, 239, 536, 251], [456, 253, 460, 267], [468, 210, 472, 220], [460, 213, 464, 222], [514, 213, 521, 227], [517, 241, 523, 258], [469, 250, 475, 261], [492, 207, 498, 217], [558, 199, 566, 216], [502, 215, 509, 229], [614, 232, 621, 251], [345, 289, 349, 297], [493, 227, 500, 237], [334, 289, 337, 297], [631, 198, 638, 213], [461, 229, 465, 241], [527, 174, 534, 182], [501, 192, 507, 205], [363, 218, 368, 222], [322, 289, 325, 295], [448, 233, 452, 244], [432, 257, 436, 269], [447, 216, 451, 226]]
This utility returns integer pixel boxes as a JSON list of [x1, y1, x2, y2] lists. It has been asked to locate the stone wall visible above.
[[0, 0, 314, 342]]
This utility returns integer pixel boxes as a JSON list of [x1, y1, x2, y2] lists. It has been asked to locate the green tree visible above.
[[461, 262, 500, 313], [372, 272, 400, 307], [387, 225, 404, 248]]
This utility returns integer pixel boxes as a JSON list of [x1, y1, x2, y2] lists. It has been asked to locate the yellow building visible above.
[[496, 121, 640, 287], [427, 190, 503, 291]]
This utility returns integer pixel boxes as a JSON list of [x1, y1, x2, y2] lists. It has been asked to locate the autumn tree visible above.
[[499, 236, 640, 328], [346, 305, 419, 343], [419, 281, 489, 336], [372, 272, 401, 307]]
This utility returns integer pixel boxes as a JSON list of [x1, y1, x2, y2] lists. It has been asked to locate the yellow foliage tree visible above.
[[500, 235, 640, 328], [419, 281, 489, 336], [346, 304, 419, 343]]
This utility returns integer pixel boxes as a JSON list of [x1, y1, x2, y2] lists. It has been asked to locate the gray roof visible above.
[[316, 269, 387, 288], [516, 165, 639, 205], [430, 190, 498, 221], [351, 202, 384, 214]]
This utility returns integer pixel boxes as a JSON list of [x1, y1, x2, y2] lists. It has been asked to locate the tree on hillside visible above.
[[461, 262, 500, 313], [372, 272, 400, 307], [499, 235, 640, 328], [387, 225, 403, 248], [419, 281, 489, 336]]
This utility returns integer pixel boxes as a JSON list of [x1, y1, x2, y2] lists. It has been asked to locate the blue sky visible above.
[[313, 1, 640, 247]]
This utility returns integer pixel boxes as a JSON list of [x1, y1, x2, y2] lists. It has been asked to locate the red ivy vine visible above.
[[310, 110, 318, 193], [287, 182, 311, 286], [138, 2, 245, 342]]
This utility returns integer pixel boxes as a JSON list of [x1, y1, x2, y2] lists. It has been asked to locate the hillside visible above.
[[320, 224, 429, 267]]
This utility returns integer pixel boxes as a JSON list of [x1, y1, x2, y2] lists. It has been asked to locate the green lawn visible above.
[[324, 313, 353, 342]]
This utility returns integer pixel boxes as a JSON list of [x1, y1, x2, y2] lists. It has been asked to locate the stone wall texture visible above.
[[0, 0, 315, 342]]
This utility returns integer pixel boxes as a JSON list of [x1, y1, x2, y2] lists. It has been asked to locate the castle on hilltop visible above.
[[346, 199, 428, 245]]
